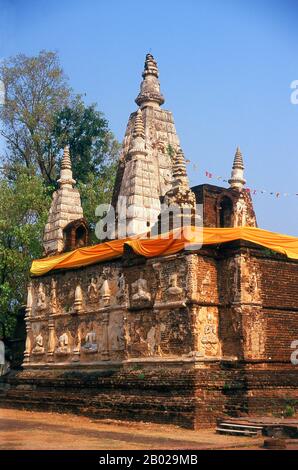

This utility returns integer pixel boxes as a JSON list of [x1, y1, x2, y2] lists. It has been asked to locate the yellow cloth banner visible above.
[[30, 226, 298, 277]]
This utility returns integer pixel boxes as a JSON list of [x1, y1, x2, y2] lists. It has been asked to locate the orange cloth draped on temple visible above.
[[30, 226, 298, 276]]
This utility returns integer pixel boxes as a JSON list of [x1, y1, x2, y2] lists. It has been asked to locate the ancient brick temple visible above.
[[2, 54, 298, 428]]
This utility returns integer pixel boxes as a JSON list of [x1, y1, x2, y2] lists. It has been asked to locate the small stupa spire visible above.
[[61, 145, 72, 170], [172, 147, 189, 187], [58, 145, 75, 187], [43, 144, 83, 256], [129, 109, 147, 155], [132, 109, 145, 139], [135, 53, 165, 108], [228, 146, 246, 190], [142, 53, 159, 78]]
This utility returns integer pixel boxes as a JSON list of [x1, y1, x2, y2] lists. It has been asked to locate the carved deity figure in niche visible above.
[[56, 332, 69, 355], [234, 194, 247, 227], [32, 333, 44, 354], [201, 271, 211, 297], [82, 331, 97, 353], [132, 274, 151, 302], [249, 270, 258, 294], [134, 325, 153, 355], [167, 273, 182, 295], [50, 278, 57, 313], [72, 329, 81, 359], [154, 140, 165, 154], [201, 314, 218, 355], [36, 283, 46, 311], [116, 272, 126, 301], [88, 277, 98, 303]]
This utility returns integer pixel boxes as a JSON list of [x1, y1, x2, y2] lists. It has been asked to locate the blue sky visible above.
[[1, 0, 298, 234]]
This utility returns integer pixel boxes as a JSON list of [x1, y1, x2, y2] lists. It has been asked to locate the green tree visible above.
[[52, 99, 120, 183], [0, 50, 120, 189], [0, 50, 121, 334], [0, 172, 51, 335], [0, 50, 71, 183]]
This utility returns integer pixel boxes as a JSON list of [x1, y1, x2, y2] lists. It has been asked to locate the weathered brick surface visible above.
[[3, 241, 298, 428]]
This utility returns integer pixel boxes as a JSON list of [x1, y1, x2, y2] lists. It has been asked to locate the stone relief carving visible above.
[[231, 306, 242, 335], [116, 272, 126, 303], [82, 331, 98, 353], [108, 316, 125, 352], [232, 254, 262, 304], [131, 274, 151, 302], [56, 332, 69, 355], [233, 194, 247, 227], [72, 328, 81, 361], [133, 325, 153, 356], [36, 283, 46, 311], [201, 271, 211, 297], [50, 278, 57, 314], [88, 277, 98, 303], [167, 273, 182, 295], [100, 279, 111, 306], [201, 313, 219, 356], [32, 333, 45, 354], [74, 284, 83, 313], [152, 263, 162, 302]]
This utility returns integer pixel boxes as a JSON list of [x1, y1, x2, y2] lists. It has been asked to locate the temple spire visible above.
[[61, 144, 71, 169], [58, 145, 75, 188], [128, 109, 147, 156], [228, 146, 246, 190], [135, 53, 165, 108], [132, 109, 145, 138], [172, 147, 189, 188], [43, 145, 83, 255]]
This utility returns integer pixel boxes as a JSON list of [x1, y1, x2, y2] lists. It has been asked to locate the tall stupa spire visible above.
[[228, 146, 246, 190], [58, 145, 75, 188], [135, 53, 165, 108], [110, 53, 182, 239], [43, 145, 84, 255]]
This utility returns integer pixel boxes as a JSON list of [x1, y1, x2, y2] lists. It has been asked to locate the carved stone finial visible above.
[[228, 146, 246, 190], [129, 109, 147, 155], [172, 147, 189, 187], [132, 109, 145, 139], [61, 145, 72, 170], [142, 53, 159, 78], [58, 145, 76, 188], [74, 284, 83, 313], [101, 279, 111, 306], [135, 53, 165, 108]]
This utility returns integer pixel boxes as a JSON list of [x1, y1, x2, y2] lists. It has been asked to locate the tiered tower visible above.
[[111, 53, 184, 237], [43, 146, 84, 255], [229, 146, 246, 190]]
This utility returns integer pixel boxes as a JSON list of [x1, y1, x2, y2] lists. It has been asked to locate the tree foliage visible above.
[[0, 51, 71, 182], [52, 100, 120, 183], [0, 50, 120, 335], [0, 50, 119, 186], [0, 172, 51, 335]]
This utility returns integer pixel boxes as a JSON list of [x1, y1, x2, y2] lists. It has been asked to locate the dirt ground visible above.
[[0, 407, 266, 450]]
